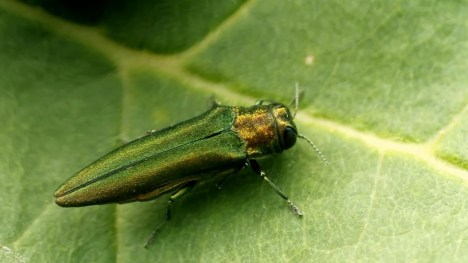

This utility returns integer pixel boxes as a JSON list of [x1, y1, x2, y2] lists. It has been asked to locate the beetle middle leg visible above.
[[216, 162, 250, 189], [249, 160, 303, 217], [208, 95, 222, 108], [216, 175, 229, 189], [144, 180, 197, 248]]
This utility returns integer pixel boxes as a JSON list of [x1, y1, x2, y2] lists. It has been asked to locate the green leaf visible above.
[[1, 0, 468, 262]]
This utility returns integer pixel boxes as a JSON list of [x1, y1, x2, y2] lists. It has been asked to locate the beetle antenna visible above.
[[288, 83, 301, 119], [297, 134, 328, 165]]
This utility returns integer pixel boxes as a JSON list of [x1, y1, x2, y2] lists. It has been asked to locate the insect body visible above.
[[54, 90, 326, 247]]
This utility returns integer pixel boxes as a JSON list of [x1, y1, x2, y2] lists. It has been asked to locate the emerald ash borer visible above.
[[54, 87, 327, 247]]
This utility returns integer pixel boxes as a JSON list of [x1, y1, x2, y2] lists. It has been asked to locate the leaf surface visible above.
[[1, 0, 468, 262]]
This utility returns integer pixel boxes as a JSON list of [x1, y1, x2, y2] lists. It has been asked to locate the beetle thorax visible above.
[[230, 106, 282, 158]]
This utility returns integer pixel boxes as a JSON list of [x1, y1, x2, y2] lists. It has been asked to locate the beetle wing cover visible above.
[[55, 107, 246, 206]]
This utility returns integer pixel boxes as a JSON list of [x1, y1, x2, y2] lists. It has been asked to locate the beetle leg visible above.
[[144, 180, 197, 248], [216, 176, 228, 189], [208, 95, 222, 108], [216, 162, 249, 189], [255, 99, 277, 105], [146, 129, 157, 135], [249, 160, 303, 217]]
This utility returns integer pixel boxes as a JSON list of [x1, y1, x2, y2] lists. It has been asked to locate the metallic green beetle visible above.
[[54, 88, 327, 247]]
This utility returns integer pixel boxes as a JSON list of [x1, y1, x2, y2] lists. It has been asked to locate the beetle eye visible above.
[[283, 126, 297, 150]]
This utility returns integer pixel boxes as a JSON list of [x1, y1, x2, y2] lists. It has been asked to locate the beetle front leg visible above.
[[249, 160, 303, 217], [144, 180, 197, 248]]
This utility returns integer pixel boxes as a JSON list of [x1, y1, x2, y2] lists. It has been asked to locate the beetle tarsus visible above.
[[287, 200, 303, 217], [144, 221, 166, 248]]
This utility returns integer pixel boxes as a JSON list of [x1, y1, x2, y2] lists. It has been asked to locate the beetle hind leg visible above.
[[144, 180, 197, 248]]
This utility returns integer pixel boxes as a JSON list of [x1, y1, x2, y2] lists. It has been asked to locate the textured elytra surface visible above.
[[1, 0, 468, 262]]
